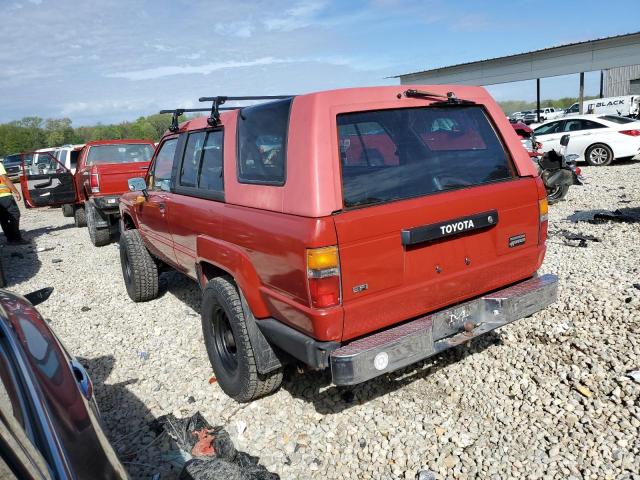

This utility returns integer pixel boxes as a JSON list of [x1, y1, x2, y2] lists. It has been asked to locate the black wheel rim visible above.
[[212, 307, 238, 372], [547, 185, 561, 200]]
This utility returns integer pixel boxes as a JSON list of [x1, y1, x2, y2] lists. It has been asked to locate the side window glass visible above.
[[70, 151, 79, 169], [564, 120, 583, 132], [237, 98, 291, 185], [149, 138, 178, 192], [198, 131, 224, 192], [534, 121, 560, 135], [582, 120, 605, 130], [180, 132, 206, 187]]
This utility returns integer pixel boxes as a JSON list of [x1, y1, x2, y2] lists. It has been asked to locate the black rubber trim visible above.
[[256, 318, 339, 369], [401, 209, 499, 246]]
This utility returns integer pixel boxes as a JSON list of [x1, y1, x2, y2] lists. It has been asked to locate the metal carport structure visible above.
[[395, 32, 640, 121]]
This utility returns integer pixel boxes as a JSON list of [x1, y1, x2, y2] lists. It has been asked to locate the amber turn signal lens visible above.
[[134, 195, 146, 205], [307, 246, 339, 270], [539, 198, 548, 218]]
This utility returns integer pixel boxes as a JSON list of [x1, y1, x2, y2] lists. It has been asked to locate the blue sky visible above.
[[1, 0, 637, 125]]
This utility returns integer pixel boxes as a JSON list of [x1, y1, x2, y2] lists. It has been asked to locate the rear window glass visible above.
[[599, 115, 635, 124], [237, 98, 291, 185], [86, 144, 153, 165], [338, 106, 513, 208]]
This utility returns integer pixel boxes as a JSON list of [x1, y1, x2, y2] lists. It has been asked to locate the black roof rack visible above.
[[159, 107, 237, 132], [198, 95, 293, 127], [160, 95, 293, 132]]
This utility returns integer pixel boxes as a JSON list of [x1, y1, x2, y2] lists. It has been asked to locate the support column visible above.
[[599, 71, 604, 98], [536, 78, 541, 123], [579, 72, 585, 114]]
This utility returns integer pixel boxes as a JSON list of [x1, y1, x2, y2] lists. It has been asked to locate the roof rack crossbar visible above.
[[159, 107, 237, 132]]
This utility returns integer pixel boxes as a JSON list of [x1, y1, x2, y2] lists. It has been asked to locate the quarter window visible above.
[[198, 131, 224, 192], [237, 98, 292, 185], [181, 132, 206, 187], [149, 138, 178, 192]]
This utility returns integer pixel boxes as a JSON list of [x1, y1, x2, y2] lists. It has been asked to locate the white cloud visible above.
[[214, 21, 254, 38], [263, 0, 327, 31], [179, 53, 202, 60], [61, 98, 157, 115], [107, 57, 294, 81]]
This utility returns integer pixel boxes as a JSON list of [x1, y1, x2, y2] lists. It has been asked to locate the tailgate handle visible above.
[[401, 210, 499, 246]]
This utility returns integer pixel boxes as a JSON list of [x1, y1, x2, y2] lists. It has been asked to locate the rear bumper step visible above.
[[330, 274, 558, 386]]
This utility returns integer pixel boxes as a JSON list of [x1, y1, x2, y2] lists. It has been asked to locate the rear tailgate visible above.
[[334, 104, 544, 341], [95, 162, 150, 195], [335, 179, 542, 341]]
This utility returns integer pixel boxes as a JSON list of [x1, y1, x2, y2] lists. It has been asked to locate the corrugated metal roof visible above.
[[394, 31, 640, 78]]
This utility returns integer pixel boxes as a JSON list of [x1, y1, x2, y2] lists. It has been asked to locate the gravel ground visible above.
[[3, 160, 640, 480]]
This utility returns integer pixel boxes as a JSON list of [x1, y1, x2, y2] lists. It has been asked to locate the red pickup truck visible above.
[[21, 140, 154, 246], [119, 87, 558, 402]]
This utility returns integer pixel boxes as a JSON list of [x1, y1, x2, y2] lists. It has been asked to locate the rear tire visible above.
[[201, 276, 283, 402], [547, 184, 569, 204], [585, 143, 613, 166], [61, 204, 74, 217], [86, 203, 111, 247], [74, 207, 87, 228], [119, 229, 158, 302]]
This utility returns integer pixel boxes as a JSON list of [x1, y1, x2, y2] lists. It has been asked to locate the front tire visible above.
[[201, 276, 283, 402], [119, 229, 159, 302], [586, 144, 613, 166], [74, 206, 87, 227]]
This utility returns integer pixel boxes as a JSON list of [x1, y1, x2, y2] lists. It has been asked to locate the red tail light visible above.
[[90, 171, 100, 193], [307, 246, 341, 308], [619, 129, 640, 136]]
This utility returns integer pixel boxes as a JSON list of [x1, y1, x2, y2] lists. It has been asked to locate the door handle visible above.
[[158, 203, 166, 214]]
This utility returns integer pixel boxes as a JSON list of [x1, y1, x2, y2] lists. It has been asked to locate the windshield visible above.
[[2, 155, 21, 166], [599, 115, 635, 124], [86, 144, 153, 165], [338, 106, 514, 208]]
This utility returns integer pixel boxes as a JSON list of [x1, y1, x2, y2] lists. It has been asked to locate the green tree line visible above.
[[0, 113, 176, 157]]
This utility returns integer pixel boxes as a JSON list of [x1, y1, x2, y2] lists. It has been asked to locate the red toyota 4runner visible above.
[[119, 87, 558, 402], [21, 140, 155, 246]]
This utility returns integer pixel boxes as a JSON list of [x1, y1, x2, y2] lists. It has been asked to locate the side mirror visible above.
[[128, 177, 148, 199], [559, 134, 570, 147]]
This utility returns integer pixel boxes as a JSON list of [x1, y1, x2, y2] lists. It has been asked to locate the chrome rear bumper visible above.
[[330, 274, 558, 386]]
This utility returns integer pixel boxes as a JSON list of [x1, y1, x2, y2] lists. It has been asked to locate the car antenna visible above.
[[197, 95, 294, 126], [402, 89, 474, 105]]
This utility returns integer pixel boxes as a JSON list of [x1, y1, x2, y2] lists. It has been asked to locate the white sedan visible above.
[[533, 114, 640, 166]]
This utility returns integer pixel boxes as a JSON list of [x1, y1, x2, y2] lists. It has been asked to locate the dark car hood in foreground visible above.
[[0, 290, 127, 479]]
